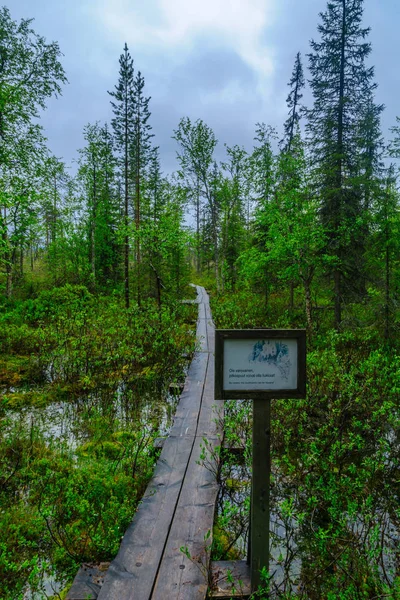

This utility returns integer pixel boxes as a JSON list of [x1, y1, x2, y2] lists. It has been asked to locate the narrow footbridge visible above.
[[68, 286, 223, 600]]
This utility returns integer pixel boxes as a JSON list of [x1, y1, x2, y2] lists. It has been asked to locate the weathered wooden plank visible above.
[[170, 353, 208, 437], [196, 318, 208, 352], [207, 323, 215, 356], [97, 433, 196, 600], [197, 358, 223, 439], [151, 329, 221, 600], [197, 302, 206, 321], [151, 439, 220, 600], [204, 298, 213, 323], [67, 563, 109, 600]]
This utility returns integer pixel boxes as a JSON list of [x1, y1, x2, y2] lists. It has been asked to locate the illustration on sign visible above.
[[223, 338, 298, 391], [248, 340, 291, 380]]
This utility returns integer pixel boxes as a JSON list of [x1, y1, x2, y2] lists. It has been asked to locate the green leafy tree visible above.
[[0, 7, 66, 297], [0, 125, 48, 296], [0, 6, 66, 166], [173, 118, 220, 287]]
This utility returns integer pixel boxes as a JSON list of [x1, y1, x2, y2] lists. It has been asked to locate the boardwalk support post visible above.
[[250, 398, 271, 594]]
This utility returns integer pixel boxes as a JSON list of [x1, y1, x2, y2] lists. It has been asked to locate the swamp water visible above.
[[3, 369, 188, 600]]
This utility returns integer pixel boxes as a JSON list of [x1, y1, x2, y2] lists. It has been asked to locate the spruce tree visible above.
[[77, 122, 120, 288], [250, 124, 277, 305], [306, 0, 380, 328], [109, 43, 134, 308], [251, 123, 276, 206], [282, 52, 305, 153], [131, 70, 154, 305], [99, 123, 121, 285], [148, 146, 163, 224]]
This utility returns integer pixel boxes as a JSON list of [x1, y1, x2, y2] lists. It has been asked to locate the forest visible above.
[[0, 0, 399, 598]]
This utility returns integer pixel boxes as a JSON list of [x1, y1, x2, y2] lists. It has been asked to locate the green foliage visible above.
[[0, 279, 196, 596], [271, 333, 399, 595], [210, 293, 400, 596], [0, 414, 157, 598], [0, 284, 194, 395], [2, 2, 400, 597]]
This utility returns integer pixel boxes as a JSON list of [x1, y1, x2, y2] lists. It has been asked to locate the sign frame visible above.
[[215, 329, 306, 400]]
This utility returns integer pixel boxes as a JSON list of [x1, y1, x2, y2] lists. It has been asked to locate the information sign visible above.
[[215, 329, 306, 400]]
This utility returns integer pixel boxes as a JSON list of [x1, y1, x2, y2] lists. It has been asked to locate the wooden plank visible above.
[[150, 439, 220, 600], [67, 563, 109, 600], [204, 298, 213, 323], [210, 561, 251, 598], [170, 353, 208, 437], [207, 324, 215, 357], [97, 434, 196, 600], [196, 318, 208, 352], [197, 361, 223, 439], [151, 322, 221, 600], [197, 302, 207, 321]]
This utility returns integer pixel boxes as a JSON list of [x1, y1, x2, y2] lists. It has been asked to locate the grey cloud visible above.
[[167, 43, 257, 96]]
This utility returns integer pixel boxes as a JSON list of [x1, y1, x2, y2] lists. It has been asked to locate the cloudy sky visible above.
[[10, 0, 400, 173]]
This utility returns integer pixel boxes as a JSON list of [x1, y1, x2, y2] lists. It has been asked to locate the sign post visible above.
[[215, 329, 306, 594]]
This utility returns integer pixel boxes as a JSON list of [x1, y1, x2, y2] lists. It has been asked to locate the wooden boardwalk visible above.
[[67, 286, 222, 600]]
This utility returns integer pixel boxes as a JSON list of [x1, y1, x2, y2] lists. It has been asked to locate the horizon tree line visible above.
[[0, 0, 399, 337]]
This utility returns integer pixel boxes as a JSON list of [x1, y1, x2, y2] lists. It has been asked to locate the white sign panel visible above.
[[223, 338, 298, 391]]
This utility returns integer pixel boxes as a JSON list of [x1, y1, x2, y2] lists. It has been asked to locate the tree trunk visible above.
[[304, 278, 313, 332], [135, 132, 141, 307], [124, 101, 130, 309], [2, 208, 12, 299], [334, 269, 341, 330], [91, 162, 97, 284], [196, 179, 201, 274]]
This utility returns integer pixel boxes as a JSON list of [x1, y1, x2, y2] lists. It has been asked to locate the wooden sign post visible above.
[[215, 329, 306, 594]]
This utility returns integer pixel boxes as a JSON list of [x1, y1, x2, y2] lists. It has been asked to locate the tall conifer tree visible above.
[[131, 70, 153, 305], [109, 43, 134, 308], [307, 0, 379, 328], [282, 52, 305, 153]]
